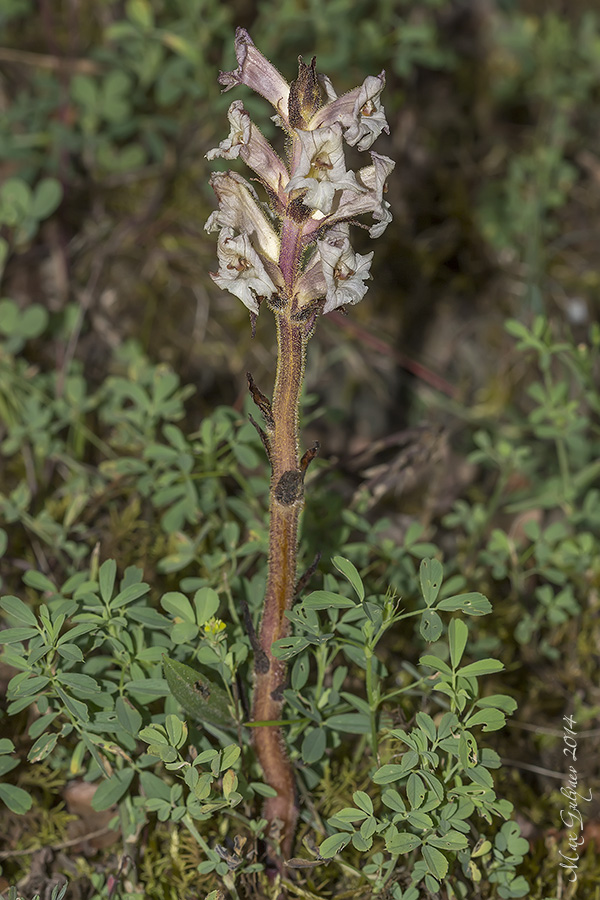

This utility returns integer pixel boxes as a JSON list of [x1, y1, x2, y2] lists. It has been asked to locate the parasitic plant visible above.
[[205, 27, 394, 862]]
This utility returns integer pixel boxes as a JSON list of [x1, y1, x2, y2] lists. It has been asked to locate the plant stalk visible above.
[[251, 308, 307, 860]]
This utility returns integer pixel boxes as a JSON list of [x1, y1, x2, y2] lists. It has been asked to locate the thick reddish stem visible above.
[[252, 310, 306, 861]]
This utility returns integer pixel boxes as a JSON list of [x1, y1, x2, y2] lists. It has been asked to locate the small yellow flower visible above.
[[204, 617, 227, 637]]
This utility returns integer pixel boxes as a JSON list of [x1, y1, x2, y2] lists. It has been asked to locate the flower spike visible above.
[[207, 32, 394, 320]]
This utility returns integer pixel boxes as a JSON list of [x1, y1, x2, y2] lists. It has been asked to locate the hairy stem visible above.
[[252, 310, 306, 860]]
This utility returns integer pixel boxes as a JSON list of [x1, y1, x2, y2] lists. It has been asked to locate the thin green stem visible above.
[[365, 647, 379, 758]]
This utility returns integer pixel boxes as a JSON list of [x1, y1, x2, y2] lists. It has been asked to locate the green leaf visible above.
[[56, 687, 89, 723], [56, 643, 84, 663], [291, 656, 309, 691], [0, 626, 39, 643], [115, 697, 142, 735], [301, 726, 326, 764], [0, 757, 18, 777], [407, 810, 434, 830], [111, 582, 150, 608], [1, 177, 31, 219], [458, 659, 504, 678], [427, 831, 468, 850], [146, 743, 178, 763], [271, 636, 309, 660], [465, 708, 506, 732], [332, 556, 364, 601], [420, 609, 443, 642], [352, 831, 373, 851], [385, 830, 421, 854], [99, 559, 117, 604], [127, 607, 170, 628], [22, 570, 56, 593], [0, 782, 33, 814], [415, 712, 437, 743], [459, 731, 478, 769], [325, 713, 371, 734], [496, 821, 530, 857], [81, 733, 107, 775], [125, 678, 169, 697], [161, 591, 195, 622], [57, 673, 101, 695], [419, 558, 443, 606], [31, 178, 63, 220], [171, 622, 199, 644], [373, 753, 419, 784], [419, 654, 452, 675], [250, 781, 278, 798], [420, 771, 444, 803], [407, 773, 426, 809], [92, 768, 135, 811], [449, 618, 469, 669], [0, 595, 38, 626], [0, 298, 18, 333], [193, 587, 219, 625], [163, 657, 234, 729], [437, 712, 458, 740], [422, 844, 448, 879], [232, 441, 259, 469], [139, 724, 168, 745], [70, 74, 98, 109], [0, 738, 15, 754], [19, 305, 49, 339], [475, 694, 518, 714], [221, 745, 240, 770], [471, 837, 492, 858], [304, 590, 355, 610], [504, 319, 531, 341], [329, 807, 368, 825], [165, 713, 187, 749], [381, 789, 405, 813], [319, 832, 351, 858], [126, 0, 154, 28], [504, 875, 530, 897], [28, 732, 58, 762], [437, 592, 492, 616], [353, 790, 373, 815], [468, 765, 494, 788], [221, 768, 237, 799], [11, 674, 50, 696]]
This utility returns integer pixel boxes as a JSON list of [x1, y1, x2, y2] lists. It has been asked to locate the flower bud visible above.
[[289, 57, 322, 129]]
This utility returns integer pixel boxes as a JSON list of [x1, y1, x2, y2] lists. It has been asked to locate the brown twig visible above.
[[0, 826, 113, 860], [0, 46, 102, 74], [328, 310, 457, 398]]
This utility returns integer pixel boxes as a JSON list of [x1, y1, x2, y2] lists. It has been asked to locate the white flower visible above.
[[205, 171, 280, 262], [211, 227, 278, 313], [206, 100, 289, 198], [286, 125, 362, 215], [332, 152, 395, 237], [218, 28, 291, 128], [311, 72, 389, 151], [317, 226, 374, 313]]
